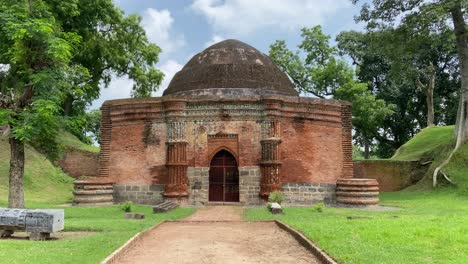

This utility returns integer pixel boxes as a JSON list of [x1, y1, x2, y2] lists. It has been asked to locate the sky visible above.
[[91, 0, 365, 109]]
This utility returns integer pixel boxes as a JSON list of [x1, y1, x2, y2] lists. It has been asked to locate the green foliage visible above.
[[64, 109, 101, 144], [350, 0, 467, 153], [0, 0, 78, 146], [248, 191, 468, 263], [337, 25, 459, 157], [268, 191, 285, 204], [120, 201, 133, 213], [311, 202, 325, 213], [269, 26, 394, 158], [84, 109, 102, 144], [352, 145, 365, 160], [51, 0, 164, 118]]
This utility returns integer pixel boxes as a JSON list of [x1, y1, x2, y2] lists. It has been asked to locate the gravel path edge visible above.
[[274, 220, 339, 264], [100, 221, 168, 264]]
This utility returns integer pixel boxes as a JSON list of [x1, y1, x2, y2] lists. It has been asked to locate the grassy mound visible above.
[[0, 135, 75, 205], [392, 126, 455, 161], [57, 132, 100, 154], [390, 126, 468, 193]]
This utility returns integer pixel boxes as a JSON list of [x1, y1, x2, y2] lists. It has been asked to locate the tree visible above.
[[269, 26, 394, 159], [0, 0, 80, 208], [47, 0, 163, 141], [337, 28, 459, 156], [352, 0, 467, 185], [0, 0, 162, 207]]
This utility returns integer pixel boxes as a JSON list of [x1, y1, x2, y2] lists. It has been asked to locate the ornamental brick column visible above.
[[259, 120, 282, 198], [164, 140, 189, 197], [163, 100, 189, 198], [341, 104, 353, 178]]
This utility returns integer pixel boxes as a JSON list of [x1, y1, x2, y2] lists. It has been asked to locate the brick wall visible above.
[[354, 160, 426, 192], [58, 150, 99, 178], [98, 96, 352, 206]]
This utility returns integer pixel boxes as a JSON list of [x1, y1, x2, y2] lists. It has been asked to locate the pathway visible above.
[[115, 206, 322, 264]]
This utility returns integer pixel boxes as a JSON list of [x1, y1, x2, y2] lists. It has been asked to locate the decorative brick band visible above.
[[260, 121, 282, 198], [98, 103, 111, 178], [164, 121, 189, 198], [341, 104, 353, 178]]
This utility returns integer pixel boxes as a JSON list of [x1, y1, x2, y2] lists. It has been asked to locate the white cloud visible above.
[[204, 34, 226, 47], [191, 0, 350, 36], [90, 76, 134, 109], [142, 8, 185, 57], [153, 59, 184, 97]]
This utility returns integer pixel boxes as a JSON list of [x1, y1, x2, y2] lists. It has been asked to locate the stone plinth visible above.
[[335, 178, 379, 207]]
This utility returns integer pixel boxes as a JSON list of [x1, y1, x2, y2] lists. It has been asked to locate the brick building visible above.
[[97, 39, 353, 206]]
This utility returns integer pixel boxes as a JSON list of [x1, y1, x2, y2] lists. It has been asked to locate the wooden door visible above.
[[209, 150, 239, 202]]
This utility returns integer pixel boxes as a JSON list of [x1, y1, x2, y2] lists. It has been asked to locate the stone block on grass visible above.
[[271, 203, 283, 214], [125, 213, 145, 219]]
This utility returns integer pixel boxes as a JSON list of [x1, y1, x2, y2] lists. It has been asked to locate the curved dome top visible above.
[[163, 39, 298, 97]]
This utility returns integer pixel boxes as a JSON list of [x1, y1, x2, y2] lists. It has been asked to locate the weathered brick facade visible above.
[[94, 39, 353, 206], [58, 150, 99, 178]]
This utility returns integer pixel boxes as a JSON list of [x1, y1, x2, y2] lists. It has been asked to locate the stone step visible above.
[[73, 202, 114, 206], [336, 186, 379, 191], [73, 189, 114, 195], [73, 180, 115, 206], [335, 191, 380, 197], [153, 201, 179, 213], [73, 195, 114, 203], [76, 185, 114, 191]]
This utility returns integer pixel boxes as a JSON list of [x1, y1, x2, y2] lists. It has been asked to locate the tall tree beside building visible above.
[[351, 0, 467, 185], [269, 26, 394, 159], [0, 0, 162, 207]]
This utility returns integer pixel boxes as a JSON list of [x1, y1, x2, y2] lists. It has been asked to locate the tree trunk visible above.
[[426, 63, 435, 127], [432, 4, 468, 187], [8, 136, 25, 208], [452, 4, 468, 144], [363, 133, 370, 159], [63, 94, 74, 116]]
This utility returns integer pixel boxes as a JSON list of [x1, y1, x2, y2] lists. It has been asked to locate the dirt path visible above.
[[115, 207, 322, 264], [182, 205, 245, 221]]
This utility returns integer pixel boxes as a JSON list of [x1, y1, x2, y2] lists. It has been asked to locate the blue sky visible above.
[[91, 0, 365, 109]]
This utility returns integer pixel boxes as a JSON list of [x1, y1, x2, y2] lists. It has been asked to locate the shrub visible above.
[[120, 201, 133, 212], [312, 202, 325, 213], [267, 203, 272, 211], [268, 191, 285, 204]]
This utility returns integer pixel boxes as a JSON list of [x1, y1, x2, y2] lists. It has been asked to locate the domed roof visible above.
[[163, 39, 298, 97]]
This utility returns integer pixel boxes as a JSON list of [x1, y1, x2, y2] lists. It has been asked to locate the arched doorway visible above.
[[209, 150, 239, 202]]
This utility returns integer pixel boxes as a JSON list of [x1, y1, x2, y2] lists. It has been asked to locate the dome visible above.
[[163, 39, 298, 97]]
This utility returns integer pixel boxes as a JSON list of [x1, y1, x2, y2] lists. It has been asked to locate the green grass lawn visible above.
[[0, 202, 194, 264], [248, 191, 468, 264]]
